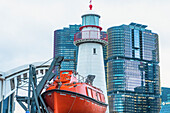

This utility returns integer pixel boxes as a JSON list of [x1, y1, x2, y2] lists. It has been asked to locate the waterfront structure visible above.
[[54, 25, 81, 70], [107, 23, 160, 112], [0, 72, 15, 113], [160, 87, 170, 113], [74, 7, 109, 109], [0, 62, 50, 113]]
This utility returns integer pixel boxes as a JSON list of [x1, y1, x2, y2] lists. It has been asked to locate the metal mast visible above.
[[16, 56, 64, 113]]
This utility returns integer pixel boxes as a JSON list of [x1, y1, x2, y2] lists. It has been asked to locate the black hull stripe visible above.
[[42, 89, 107, 107]]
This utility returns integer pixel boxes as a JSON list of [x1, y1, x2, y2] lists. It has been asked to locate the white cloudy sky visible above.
[[0, 0, 170, 87], [0, 0, 170, 112]]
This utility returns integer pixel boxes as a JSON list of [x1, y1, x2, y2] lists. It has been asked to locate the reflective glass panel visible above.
[[3, 97, 9, 113], [0, 101, 1, 113], [135, 49, 140, 58], [82, 15, 99, 26], [10, 93, 14, 113], [134, 29, 140, 48]]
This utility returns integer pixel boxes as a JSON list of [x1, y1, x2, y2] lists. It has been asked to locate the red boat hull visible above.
[[43, 89, 107, 113]]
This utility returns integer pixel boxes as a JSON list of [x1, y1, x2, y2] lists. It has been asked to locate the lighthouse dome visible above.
[[81, 11, 100, 26]]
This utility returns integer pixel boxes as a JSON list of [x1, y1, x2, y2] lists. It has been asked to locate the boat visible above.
[[42, 70, 107, 113]]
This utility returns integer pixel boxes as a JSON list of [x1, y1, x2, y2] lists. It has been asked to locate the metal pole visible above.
[[27, 65, 32, 112], [16, 56, 64, 113], [39, 95, 49, 113]]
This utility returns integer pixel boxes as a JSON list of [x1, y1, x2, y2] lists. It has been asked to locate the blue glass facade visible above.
[[82, 14, 100, 26], [160, 87, 170, 113], [0, 93, 14, 113], [107, 23, 160, 113], [9, 93, 14, 113], [3, 97, 9, 113], [0, 101, 1, 112], [160, 104, 170, 113], [54, 25, 81, 70]]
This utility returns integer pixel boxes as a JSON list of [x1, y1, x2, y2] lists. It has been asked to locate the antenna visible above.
[[89, 0, 92, 10]]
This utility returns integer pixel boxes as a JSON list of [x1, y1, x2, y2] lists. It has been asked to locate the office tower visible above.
[[107, 23, 160, 113], [160, 87, 170, 113], [54, 25, 81, 70]]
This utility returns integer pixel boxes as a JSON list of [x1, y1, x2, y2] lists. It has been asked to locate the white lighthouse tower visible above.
[[74, 1, 108, 110]]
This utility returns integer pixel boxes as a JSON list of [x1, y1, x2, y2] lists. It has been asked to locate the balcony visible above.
[[74, 30, 108, 46]]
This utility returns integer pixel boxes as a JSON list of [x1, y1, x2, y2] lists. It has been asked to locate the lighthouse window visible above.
[[93, 48, 96, 54]]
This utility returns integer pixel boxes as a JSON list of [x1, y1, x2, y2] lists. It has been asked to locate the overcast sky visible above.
[[0, 0, 170, 112], [0, 0, 170, 87]]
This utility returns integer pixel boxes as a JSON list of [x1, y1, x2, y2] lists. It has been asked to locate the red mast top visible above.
[[89, 0, 93, 10]]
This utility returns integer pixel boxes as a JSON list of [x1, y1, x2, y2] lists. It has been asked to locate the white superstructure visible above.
[[0, 62, 50, 113], [74, 6, 108, 108]]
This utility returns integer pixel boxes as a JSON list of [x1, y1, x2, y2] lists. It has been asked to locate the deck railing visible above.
[[74, 31, 108, 42], [76, 73, 86, 83]]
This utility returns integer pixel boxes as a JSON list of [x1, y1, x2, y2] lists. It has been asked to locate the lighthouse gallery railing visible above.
[[74, 31, 108, 42]]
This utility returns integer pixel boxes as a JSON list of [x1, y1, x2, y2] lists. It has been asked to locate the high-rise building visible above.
[[160, 87, 170, 113], [54, 25, 81, 70], [107, 23, 160, 113]]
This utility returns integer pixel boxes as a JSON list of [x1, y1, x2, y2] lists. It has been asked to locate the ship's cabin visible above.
[[57, 70, 78, 83]]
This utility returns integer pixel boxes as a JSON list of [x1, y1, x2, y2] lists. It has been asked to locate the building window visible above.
[[17, 75, 21, 85], [36, 70, 38, 75], [45, 69, 48, 73], [100, 94, 105, 103], [87, 88, 92, 98], [40, 70, 43, 74], [134, 30, 140, 48], [96, 93, 101, 101], [135, 49, 140, 58], [23, 73, 27, 80], [10, 78, 15, 90], [93, 48, 96, 54]]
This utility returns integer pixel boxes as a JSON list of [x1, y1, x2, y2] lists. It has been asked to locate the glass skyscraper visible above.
[[54, 24, 81, 70], [107, 23, 160, 113]]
